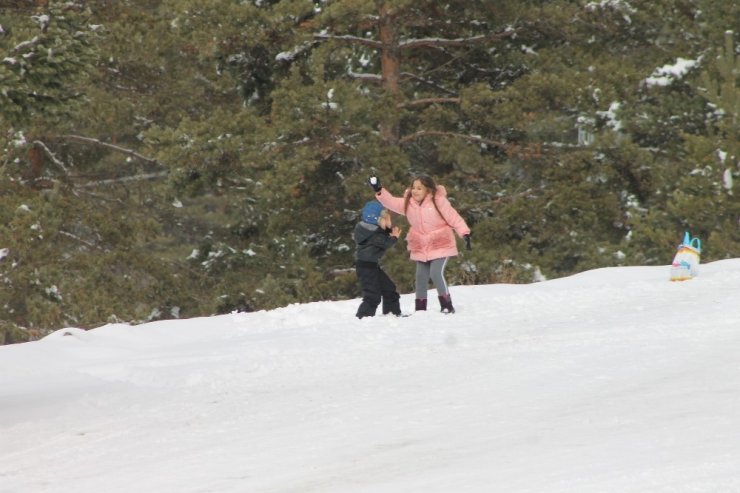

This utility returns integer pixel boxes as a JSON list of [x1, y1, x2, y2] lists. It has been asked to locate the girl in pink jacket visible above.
[[369, 175, 471, 313]]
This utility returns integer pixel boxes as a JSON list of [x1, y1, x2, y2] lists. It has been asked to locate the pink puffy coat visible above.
[[376, 186, 470, 262]]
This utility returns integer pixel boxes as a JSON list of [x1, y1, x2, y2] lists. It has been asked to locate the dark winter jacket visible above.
[[354, 222, 397, 264]]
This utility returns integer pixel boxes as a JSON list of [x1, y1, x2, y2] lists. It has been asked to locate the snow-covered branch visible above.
[[58, 230, 100, 249], [314, 29, 517, 52], [59, 135, 159, 165], [346, 70, 382, 83], [400, 72, 457, 95], [275, 41, 318, 62], [75, 172, 169, 188], [13, 37, 40, 52], [32, 140, 68, 173], [397, 97, 461, 108], [399, 130, 504, 148], [313, 33, 383, 49], [399, 30, 517, 50]]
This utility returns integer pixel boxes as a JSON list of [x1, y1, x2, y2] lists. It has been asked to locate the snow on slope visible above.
[[1, 259, 740, 493]]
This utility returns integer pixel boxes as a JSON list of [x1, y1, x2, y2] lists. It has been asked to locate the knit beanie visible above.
[[361, 200, 384, 225]]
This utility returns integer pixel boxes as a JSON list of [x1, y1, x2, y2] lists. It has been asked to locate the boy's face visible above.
[[378, 211, 391, 229]]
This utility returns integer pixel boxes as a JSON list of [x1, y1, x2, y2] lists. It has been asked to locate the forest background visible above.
[[0, 0, 737, 344]]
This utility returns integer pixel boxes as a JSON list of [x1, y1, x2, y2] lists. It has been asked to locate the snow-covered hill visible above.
[[2, 259, 740, 493]]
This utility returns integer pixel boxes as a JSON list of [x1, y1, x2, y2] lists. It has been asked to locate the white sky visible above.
[[1, 258, 740, 492]]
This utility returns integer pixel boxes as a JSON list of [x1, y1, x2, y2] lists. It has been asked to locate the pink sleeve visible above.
[[436, 195, 471, 237], [375, 188, 407, 216]]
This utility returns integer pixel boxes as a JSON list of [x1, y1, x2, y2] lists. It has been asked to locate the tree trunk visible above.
[[378, 3, 401, 145], [24, 143, 44, 184]]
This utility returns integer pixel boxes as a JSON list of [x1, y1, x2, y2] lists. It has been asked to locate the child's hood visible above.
[[354, 222, 381, 243]]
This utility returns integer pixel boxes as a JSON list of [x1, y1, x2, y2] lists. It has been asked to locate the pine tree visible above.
[[0, 1, 215, 341], [0, 1, 97, 126], [146, 0, 740, 297], [2, 0, 738, 344]]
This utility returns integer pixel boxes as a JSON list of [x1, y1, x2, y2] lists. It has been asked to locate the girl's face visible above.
[[410, 180, 429, 203]]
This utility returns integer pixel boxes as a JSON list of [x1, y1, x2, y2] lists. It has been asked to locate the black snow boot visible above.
[[415, 298, 427, 311], [438, 294, 455, 314], [382, 297, 401, 316]]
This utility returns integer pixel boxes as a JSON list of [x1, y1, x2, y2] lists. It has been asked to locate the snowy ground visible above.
[[2, 259, 740, 493]]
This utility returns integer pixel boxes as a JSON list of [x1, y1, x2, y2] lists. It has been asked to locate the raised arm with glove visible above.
[[368, 176, 382, 193]]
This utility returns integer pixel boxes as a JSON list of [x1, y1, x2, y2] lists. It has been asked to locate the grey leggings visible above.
[[415, 257, 450, 299]]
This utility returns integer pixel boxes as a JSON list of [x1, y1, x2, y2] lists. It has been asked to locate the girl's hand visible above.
[[391, 226, 401, 238], [368, 176, 382, 193]]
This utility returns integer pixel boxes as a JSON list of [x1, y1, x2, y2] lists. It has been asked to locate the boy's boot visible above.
[[382, 298, 402, 316], [438, 294, 455, 314], [415, 298, 427, 311]]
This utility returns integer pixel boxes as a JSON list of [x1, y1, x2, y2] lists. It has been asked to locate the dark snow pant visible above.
[[355, 261, 401, 318]]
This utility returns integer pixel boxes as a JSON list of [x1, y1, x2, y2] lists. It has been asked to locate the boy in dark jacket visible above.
[[354, 200, 402, 318]]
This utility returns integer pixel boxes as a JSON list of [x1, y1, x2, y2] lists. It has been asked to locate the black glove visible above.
[[368, 176, 382, 193], [463, 234, 472, 251]]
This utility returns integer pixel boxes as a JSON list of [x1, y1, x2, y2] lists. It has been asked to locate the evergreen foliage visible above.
[[0, 1, 97, 127], [1, 0, 738, 344]]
